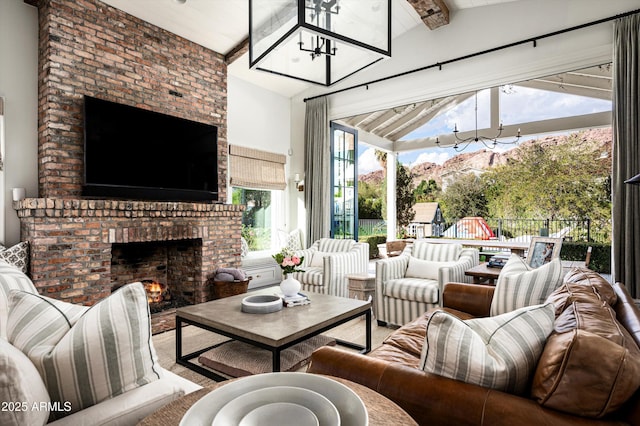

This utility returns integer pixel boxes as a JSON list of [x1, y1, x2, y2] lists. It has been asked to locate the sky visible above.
[[357, 85, 612, 175]]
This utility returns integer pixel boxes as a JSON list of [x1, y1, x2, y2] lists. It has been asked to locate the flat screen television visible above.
[[83, 95, 219, 202]]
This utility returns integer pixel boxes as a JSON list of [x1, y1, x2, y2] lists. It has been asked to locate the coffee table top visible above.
[[177, 286, 370, 347]]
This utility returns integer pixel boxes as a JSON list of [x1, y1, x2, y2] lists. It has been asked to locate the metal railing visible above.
[[358, 217, 611, 243]]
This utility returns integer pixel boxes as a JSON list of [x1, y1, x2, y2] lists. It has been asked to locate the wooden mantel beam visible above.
[[406, 0, 450, 30]]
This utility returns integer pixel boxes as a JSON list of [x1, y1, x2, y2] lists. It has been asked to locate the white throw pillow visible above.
[[0, 260, 38, 340], [0, 338, 50, 426], [420, 303, 555, 394], [7, 282, 162, 421], [490, 255, 563, 316], [310, 251, 331, 268], [405, 256, 454, 280]]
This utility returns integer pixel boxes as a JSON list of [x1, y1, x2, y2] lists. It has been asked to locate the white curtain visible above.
[[304, 97, 330, 244], [612, 13, 640, 297]]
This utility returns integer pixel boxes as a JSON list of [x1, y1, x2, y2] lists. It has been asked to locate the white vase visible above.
[[280, 274, 301, 297]]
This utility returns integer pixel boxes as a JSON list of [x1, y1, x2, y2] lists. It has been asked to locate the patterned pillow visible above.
[[420, 303, 555, 394], [284, 229, 303, 251], [0, 260, 38, 340], [7, 282, 162, 420], [490, 255, 563, 316], [240, 236, 249, 258], [0, 242, 29, 274]]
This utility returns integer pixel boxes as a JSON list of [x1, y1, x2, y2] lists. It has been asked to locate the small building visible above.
[[408, 202, 446, 238]]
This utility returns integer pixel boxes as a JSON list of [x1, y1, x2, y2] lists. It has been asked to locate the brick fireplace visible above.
[[16, 0, 242, 323], [14, 199, 243, 306]]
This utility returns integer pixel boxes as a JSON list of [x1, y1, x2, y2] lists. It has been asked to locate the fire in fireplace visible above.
[[139, 279, 189, 314]]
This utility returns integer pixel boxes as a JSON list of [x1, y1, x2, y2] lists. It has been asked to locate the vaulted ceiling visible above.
[[100, 0, 521, 97], [335, 64, 613, 152]]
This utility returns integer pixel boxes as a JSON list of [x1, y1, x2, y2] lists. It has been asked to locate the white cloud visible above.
[[411, 151, 450, 166], [358, 147, 383, 174]]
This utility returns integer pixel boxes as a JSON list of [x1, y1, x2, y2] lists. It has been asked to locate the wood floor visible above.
[[152, 316, 395, 387]]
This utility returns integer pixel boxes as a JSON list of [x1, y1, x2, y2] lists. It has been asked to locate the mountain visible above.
[[358, 128, 612, 187]]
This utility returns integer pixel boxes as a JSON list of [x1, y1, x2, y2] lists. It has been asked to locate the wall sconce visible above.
[[294, 173, 304, 192]]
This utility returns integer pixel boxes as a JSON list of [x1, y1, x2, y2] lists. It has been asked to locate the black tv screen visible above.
[[83, 95, 218, 202]]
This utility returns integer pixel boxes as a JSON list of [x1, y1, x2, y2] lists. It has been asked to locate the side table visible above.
[[464, 262, 501, 285], [347, 273, 376, 317]]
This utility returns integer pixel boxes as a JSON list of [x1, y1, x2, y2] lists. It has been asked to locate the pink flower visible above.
[[291, 256, 301, 265], [282, 258, 294, 267]]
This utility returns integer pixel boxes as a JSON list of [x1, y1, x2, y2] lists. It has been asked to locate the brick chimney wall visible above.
[[31, 0, 228, 199], [16, 0, 242, 305]]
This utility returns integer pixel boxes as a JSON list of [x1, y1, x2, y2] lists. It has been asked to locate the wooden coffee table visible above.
[[137, 375, 417, 426], [465, 262, 502, 285], [176, 286, 371, 381]]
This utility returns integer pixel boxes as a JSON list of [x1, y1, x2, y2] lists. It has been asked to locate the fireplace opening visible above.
[[111, 239, 203, 334]]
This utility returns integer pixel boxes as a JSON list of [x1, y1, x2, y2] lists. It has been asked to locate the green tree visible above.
[[358, 181, 383, 219], [440, 173, 489, 220], [375, 150, 387, 170], [396, 161, 416, 235], [414, 179, 441, 202], [482, 135, 611, 222]]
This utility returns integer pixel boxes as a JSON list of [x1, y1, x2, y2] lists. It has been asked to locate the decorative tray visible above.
[[241, 294, 283, 314]]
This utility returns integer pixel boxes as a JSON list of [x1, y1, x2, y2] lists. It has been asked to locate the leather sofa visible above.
[[308, 268, 640, 425]]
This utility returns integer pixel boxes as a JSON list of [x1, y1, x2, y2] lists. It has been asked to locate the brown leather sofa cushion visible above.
[[532, 269, 640, 418]]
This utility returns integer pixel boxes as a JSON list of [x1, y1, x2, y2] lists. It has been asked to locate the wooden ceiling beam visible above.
[[406, 0, 450, 30], [225, 38, 249, 65]]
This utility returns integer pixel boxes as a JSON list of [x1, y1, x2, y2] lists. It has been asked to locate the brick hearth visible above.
[[15, 198, 243, 306]]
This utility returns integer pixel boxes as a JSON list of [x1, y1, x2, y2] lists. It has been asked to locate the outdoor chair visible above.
[[375, 241, 479, 327], [292, 238, 369, 298]]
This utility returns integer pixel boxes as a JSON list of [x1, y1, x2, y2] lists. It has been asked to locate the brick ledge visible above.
[[14, 198, 243, 218]]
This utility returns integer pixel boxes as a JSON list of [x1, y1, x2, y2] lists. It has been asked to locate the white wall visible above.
[[227, 75, 296, 232], [0, 0, 38, 246]]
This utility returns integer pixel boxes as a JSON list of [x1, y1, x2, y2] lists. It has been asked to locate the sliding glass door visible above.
[[331, 123, 358, 240]]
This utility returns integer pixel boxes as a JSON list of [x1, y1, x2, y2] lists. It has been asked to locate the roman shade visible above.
[[229, 145, 286, 190]]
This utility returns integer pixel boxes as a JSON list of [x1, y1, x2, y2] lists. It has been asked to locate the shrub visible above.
[[560, 241, 611, 274], [359, 235, 386, 259]]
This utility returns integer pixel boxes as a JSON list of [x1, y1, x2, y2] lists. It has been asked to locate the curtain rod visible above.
[[303, 8, 640, 103]]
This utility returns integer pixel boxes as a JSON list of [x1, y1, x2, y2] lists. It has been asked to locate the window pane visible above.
[[232, 187, 272, 251]]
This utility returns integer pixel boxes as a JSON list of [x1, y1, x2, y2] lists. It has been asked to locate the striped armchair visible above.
[[375, 241, 479, 327], [291, 238, 369, 298]]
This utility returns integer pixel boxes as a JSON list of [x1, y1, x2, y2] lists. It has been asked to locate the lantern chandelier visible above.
[[249, 0, 391, 86], [436, 91, 521, 152]]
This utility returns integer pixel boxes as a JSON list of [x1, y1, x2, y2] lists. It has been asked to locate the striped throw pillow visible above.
[[412, 242, 462, 262], [420, 303, 555, 394], [7, 282, 162, 420], [0, 260, 38, 340], [490, 255, 563, 316]]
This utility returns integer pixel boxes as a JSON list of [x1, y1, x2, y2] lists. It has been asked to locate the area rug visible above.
[[198, 335, 336, 378]]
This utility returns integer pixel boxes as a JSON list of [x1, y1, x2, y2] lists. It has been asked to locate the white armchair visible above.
[[292, 238, 369, 298], [375, 241, 479, 327]]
